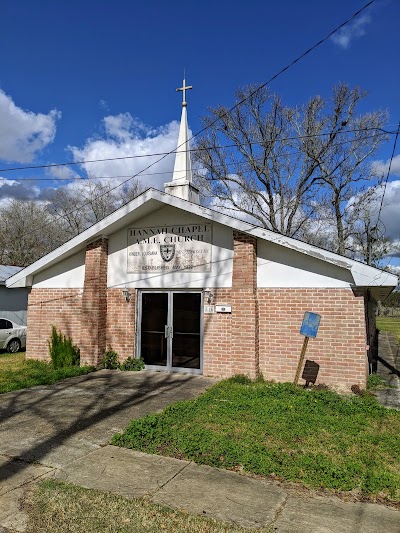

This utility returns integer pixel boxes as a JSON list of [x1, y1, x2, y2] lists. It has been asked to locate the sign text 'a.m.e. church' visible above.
[[127, 224, 212, 272]]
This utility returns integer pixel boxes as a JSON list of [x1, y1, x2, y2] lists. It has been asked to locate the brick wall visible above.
[[203, 235, 368, 390], [106, 288, 136, 360], [231, 231, 258, 378], [258, 288, 368, 390], [203, 288, 232, 377], [26, 288, 82, 360], [24, 229, 369, 391], [80, 237, 108, 366], [203, 231, 259, 378]]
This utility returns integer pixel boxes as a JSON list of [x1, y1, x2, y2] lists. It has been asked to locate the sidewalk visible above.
[[1, 446, 399, 532]]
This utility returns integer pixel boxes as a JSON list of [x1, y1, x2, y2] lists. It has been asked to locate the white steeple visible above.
[[164, 77, 200, 204]]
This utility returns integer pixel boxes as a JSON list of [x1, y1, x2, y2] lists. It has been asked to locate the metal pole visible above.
[[294, 336, 309, 385]]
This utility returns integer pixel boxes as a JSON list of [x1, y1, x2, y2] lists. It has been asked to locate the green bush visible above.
[[119, 356, 145, 371], [367, 374, 387, 390], [48, 326, 80, 369], [100, 348, 119, 369], [100, 348, 145, 371]]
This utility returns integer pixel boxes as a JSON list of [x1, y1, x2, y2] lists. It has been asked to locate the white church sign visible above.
[[127, 224, 212, 273]]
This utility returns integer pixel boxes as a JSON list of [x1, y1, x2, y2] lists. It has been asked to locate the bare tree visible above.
[[194, 87, 322, 238], [194, 84, 388, 256], [48, 179, 144, 238], [0, 179, 146, 267], [0, 200, 66, 266], [298, 84, 388, 255]]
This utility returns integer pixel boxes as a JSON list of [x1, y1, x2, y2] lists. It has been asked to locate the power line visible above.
[[0, 125, 393, 174], [185, 0, 376, 146], [376, 119, 400, 226], [1, 131, 390, 182], [2, 1, 377, 248]]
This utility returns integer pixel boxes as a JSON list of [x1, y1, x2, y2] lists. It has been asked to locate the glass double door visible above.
[[139, 291, 202, 373]]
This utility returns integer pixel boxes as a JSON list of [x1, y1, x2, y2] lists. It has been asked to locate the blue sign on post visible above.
[[300, 312, 321, 338]]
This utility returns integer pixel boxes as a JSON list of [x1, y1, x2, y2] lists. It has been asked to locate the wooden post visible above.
[[294, 336, 309, 385]]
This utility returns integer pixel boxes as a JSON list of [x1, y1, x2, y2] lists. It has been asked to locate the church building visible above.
[[6, 81, 398, 391]]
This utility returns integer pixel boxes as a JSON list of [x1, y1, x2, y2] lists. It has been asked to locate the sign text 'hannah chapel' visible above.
[[127, 224, 212, 273]]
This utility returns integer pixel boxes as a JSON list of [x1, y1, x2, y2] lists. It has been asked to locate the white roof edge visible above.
[[6, 188, 158, 287], [6, 188, 399, 289]]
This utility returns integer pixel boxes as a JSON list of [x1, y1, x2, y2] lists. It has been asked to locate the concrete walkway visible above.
[[1, 446, 399, 532], [1, 369, 399, 532], [0, 370, 216, 531]]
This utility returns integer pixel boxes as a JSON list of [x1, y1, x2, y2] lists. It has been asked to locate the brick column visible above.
[[231, 231, 259, 378], [80, 237, 108, 366]]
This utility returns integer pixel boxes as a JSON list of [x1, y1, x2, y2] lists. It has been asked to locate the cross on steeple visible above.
[[164, 75, 199, 204], [176, 78, 192, 107]]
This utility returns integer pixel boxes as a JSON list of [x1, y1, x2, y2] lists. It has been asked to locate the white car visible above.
[[0, 318, 27, 353]]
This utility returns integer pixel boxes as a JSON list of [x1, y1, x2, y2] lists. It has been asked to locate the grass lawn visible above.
[[112, 377, 400, 504], [377, 316, 400, 342], [25, 480, 272, 532], [0, 352, 95, 394]]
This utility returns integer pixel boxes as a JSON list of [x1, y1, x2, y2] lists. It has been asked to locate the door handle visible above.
[[164, 326, 173, 338]]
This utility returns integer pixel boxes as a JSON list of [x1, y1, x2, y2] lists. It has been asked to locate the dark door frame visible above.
[[136, 289, 203, 375]]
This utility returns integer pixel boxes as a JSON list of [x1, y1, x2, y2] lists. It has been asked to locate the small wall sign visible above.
[[294, 312, 322, 386], [216, 305, 232, 313], [204, 305, 215, 314], [300, 311, 321, 338]]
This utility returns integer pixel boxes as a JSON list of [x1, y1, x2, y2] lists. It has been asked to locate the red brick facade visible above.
[[203, 288, 232, 378], [106, 288, 136, 358], [257, 288, 367, 390], [231, 232, 259, 379], [80, 237, 109, 366], [26, 229, 369, 390], [26, 288, 82, 360], [202, 236, 368, 390], [203, 288, 368, 389], [203, 232, 259, 378]]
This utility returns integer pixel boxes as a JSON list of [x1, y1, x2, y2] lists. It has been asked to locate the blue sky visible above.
[[0, 0, 399, 259]]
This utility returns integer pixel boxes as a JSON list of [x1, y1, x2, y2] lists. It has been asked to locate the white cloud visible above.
[[378, 180, 400, 240], [331, 13, 371, 49], [209, 191, 260, 225], [69, 113, 182, 189], [208, 189, 311, 236], [209, 179, 400, 255], [0, 90, 60, 163], [0, 177, 18, 187], [0, 112, 185, 203], [372, 154, 400, 178], [345, 180, 400, 242], [103, 113, 135, 140], [46, 165, 80, 180], [385, 264, 400, 276], [0, 176, 40, 202]]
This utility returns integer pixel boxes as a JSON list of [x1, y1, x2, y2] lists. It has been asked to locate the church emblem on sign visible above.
[[160, 244, 175, 262], [127, 224, 212, 272]]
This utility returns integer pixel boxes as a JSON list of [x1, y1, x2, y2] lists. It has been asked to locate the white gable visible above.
[[6, 188, 398, 298], [32, 250, 86, 289], [108, 205, 233, 289]]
